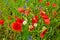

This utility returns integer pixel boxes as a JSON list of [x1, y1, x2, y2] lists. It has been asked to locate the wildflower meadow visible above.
[[0, 0, 60, 40]]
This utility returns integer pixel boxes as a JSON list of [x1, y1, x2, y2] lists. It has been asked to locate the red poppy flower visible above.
[[44, 18, 50, 25], [39, 0, 42, 3], [52, 3, 57, 7], [16, 18, 24, 25], [32, 16, 38, 24], [18, 7, 25, 13], [40, 10, 50, 25], [40, 29, 47, 38], [24, 10, 30, 15], [40, 11, 49, 19], [14, 16, 18, 19], [53, 11, 57, 16], [12, 22, 22, 32], [8, 24, 10, 27], [46, 2, 50, 6], [8, 16, 11, 20], [28, 25, 34, 31], [0, 20, 4, 25]]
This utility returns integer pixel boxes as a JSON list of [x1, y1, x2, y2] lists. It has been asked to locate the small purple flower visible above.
[[4, 0, 9, 5], [28, 35, 32, 40], [24, 5, 26, 9], [26, 0, 28, 3], [22, 13, 25, 16]]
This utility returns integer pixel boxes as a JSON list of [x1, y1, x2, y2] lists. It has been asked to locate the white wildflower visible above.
[[29, 25, 33, 28], [42, 26, 47, 31], [34, 23, 37, 27], [23, 19, 28, 25]]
